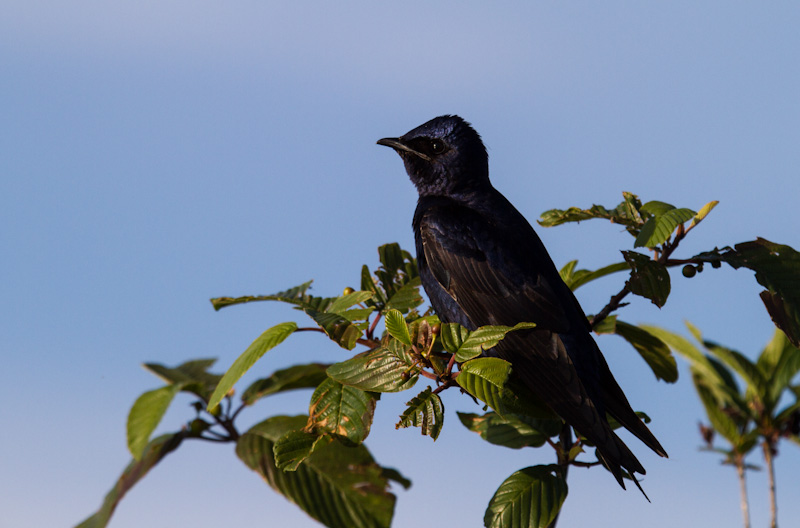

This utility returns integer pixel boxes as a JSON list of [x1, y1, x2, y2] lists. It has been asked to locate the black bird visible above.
[[378, 115, 667, 489]]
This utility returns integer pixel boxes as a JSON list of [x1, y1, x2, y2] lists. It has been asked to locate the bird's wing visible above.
[[417, 200, 577, 332]]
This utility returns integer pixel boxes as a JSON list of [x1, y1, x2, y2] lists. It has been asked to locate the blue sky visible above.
[[3, 2, 800, 527]]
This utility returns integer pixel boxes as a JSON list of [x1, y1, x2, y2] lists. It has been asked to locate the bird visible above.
[[377, 115, 667, 490]]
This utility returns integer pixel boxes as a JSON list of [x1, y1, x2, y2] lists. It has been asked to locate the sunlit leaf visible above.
[[396, 387, 445, 440], [453, 322, 537, 363], [127, 384, 182, 460], [565, 262, 629, 291], [327, 340, 419, 393], [384, 309, 412, 346], [692, 200, 719, 226], [207, 322, 298, 411], [634, 207, 696, 248], [210, 280, 314, 311], [326, 291, 375, 314], [484, 465, 568, 528], [457, 357, 512, 414]]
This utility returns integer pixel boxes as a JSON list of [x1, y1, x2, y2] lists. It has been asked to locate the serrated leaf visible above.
[[326, 340, 419, 393], [623, 251, 670, 307], [614, 321, 678, 382], [142, 359, 222, 402], [458, 412, 556, 449], [304, 309, 362, 350], [241, 363, 330, 406], [457, 357, 512, 414], [237, 415, 396, 528], [484, 465, 568, 528], [384, 309, 412, 346], [634, 208, 696, 248], [453, 322, 537, 363], [76, 432, 185, 528], [274, 431, 331, 471], [210, 280, 314, 311], [127, 384, 182, 460], [396, 387, 444, 440], [307, 378, 376, 444], [207, 322, 298, 411]]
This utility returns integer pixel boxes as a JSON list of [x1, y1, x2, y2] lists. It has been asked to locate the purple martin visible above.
[[378, 115, 667, 488]]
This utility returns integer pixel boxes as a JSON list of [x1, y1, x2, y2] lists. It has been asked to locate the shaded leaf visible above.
[[210, 280, 315, 311], [274, 431, 331, 471], [241, 363, 330, 406], [623, 251, 670, 307], [484, 465, 568, 528], [694, 378, 743, 446], [396, 387, 445, 440], [452, 322, 537, 363], [457, 357, 513, 414], [361, 265, 387, 306], [307, 378, 376, 444], [236, 415, 396, 528], [207, 322, 298, 411], [458, 411, 558, 449], [538, 192, 644, 236], [614, 321, 678, 383], [380, 467, 412, 490], [127, 384, 182, 460], [304, 309, 362, 350], [326, 340, 419, 393], [76, 432, 186, 528], [142, 358, 221, 402]]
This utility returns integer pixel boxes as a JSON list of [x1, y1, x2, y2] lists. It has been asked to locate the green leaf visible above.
[[384, 309, 413, 346], [76, 432, 186, 528], [634, 208, 695, 248], [704, 342, 767, 401], [326, 291, 375, 314], [692, 200, 719, 226], [127, 384, 182, 460], [396, 387, 445, 440], [565, 262, 629, 291], [361, 264, 387, 306], [484, 465, 568, 528], [614, 321, 678, 383], [457, 357, 513, 414], [207, 322, 298, 411], [453, 322, 537, 363], [694, 378, 743, 445], [142, 358, 222, 402], [307, 378, 376, 444], [236, 415, 397, 528], [241, 363, 330, 406], [760, 330, 800, 407], [693, 239, 800, 347], [304, 309, 362, 350], [538, 192, 644, 235], [210, 280, 314, 311], [326, 340, 419, 393], [385, 277, 424, 312], [439, 323, 471, 354], [274, 430, 331, 471], [640, 200, 676, 216], [623, 251, 671, 307], [458, 412, 557, 449]]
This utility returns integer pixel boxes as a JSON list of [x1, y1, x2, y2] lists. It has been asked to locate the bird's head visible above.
[[378, 115, 490, 197]]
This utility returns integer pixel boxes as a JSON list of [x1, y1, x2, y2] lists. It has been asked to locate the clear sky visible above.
[[3, 2, 800, 527]]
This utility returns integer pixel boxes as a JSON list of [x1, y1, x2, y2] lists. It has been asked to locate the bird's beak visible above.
[[377, 137, 432, 161]]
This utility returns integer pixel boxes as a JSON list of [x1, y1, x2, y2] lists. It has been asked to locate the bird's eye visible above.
[[430, 140, 446, 154]]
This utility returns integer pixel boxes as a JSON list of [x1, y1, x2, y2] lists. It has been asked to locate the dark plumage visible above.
[[378, 115, 667, 489]]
